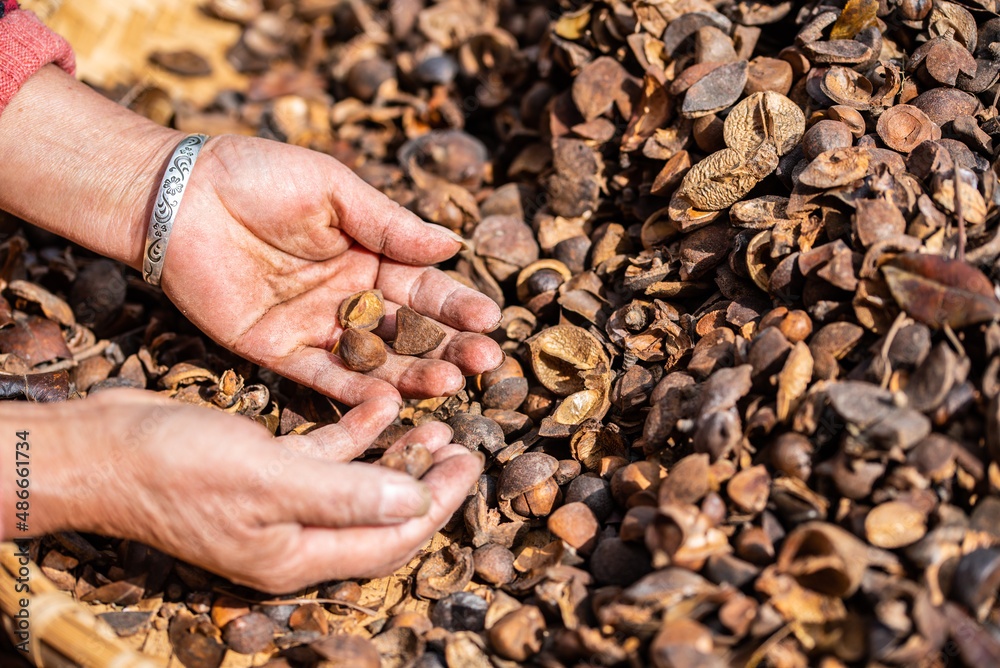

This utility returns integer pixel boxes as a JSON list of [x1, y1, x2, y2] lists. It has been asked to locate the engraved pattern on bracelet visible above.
[[142, 134, 208, 286]]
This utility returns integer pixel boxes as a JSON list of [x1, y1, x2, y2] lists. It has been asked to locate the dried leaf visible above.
[[572, 56, 627, 121], [882, 253, 1000, 329], [776, 341, 813, 421], [830, 0, 878, 40], [0, 317, 72, 366]]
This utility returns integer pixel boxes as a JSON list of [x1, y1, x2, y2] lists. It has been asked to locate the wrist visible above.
[[116, 125, 188, 272], [0, 65, 185, 268], [0, 392, 152, 539]]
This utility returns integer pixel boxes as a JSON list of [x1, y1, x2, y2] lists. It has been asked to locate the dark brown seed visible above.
[[565, 474, 613, 521], [210, 595, 250, 630], [745, 56, 793, 95], [590, 537, 653, 586], [222, 612, 274, 654], [168, 612, 226, 668], [770, 432, 814, 481], [482, 376, 528, 411], [289, 602, 328, 634], [449, 413, 506, 453], [149, 50, 213, 77], [547, 502, 599, 552], [727, 465, 770, 514], [337, 328, 387, 372], [911, 88, 981, 126], [379, 443, 434, 479], [802, 120, 853, 161], [473, 544, 516, 585], [488, 606, 545, 661], [346, 57, 396, 101], [952, 548, 1000, 621]]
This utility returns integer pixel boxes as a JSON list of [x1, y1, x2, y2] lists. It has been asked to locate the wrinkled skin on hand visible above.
[[164, 134, 503, 406], [7, 389, 483, 594]]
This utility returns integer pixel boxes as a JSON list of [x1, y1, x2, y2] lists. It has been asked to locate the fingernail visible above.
[[444, 375, 467, 396], [472, 450, 487, 469], [486, 312, 503, 333], [485, 351, 507, 373], [380, 480, 432, 521], [424, 222, 470, 250]]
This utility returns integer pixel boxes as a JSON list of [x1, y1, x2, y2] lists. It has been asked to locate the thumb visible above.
[[269, 458, 432, 527], [331, 163, 465, 265]]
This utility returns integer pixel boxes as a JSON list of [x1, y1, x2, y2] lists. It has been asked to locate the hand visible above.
[[7, 389, 483, 594], [0, 67, 501, 405], [161, 134, 503, 405]]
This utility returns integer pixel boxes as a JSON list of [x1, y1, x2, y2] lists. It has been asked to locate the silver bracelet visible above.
[[142, 134, 209, 286]]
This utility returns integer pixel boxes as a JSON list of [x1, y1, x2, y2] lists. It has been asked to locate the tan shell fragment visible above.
[[526, 325, 611, 397], [875, 105, 937, 154], [7, 280, 75, 327], [776, 341, 813, 422], [338, 289, 385, 331], [570, 420, 627, 471], [797, 147, 870, 188], [723, 91, 805, 156], [527, 326, 613, 434], [675, 145, 778, 211], [865, 501, 927, 548], [550, 389, 608, 427]]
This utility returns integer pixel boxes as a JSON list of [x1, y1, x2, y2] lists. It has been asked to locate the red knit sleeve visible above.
[[0, 8, 75, 117]]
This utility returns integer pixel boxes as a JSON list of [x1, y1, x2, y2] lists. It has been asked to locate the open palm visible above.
[[160, 135, 502, 406]]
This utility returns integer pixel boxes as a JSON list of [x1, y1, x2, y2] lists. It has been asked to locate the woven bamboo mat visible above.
[[21, 0, 248, 107]]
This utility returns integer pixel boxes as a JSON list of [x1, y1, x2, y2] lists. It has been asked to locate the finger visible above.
[[331, 163, 464, 265], [365, 349, 466, 398], [376, 261, 501, 333], [275, 346, 402, 405], [381, 420, 455, 455], [267, 458, 433, 527], [277, 324, 466, 401], [428, 443, 479, 465], [280, 395, 401, 461], [289, 449, 484, 580], [376, 301, 504, 375]]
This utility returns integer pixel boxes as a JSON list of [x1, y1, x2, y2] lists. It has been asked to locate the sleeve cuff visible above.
[[0, 9, 75, 117]]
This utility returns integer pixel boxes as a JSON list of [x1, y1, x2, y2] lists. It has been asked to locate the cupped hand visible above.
[[162, 134, 503, 405], [40, 389, 482, 594]]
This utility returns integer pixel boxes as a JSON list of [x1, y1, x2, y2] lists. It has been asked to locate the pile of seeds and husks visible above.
[[10, 0, 1000, 665]]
